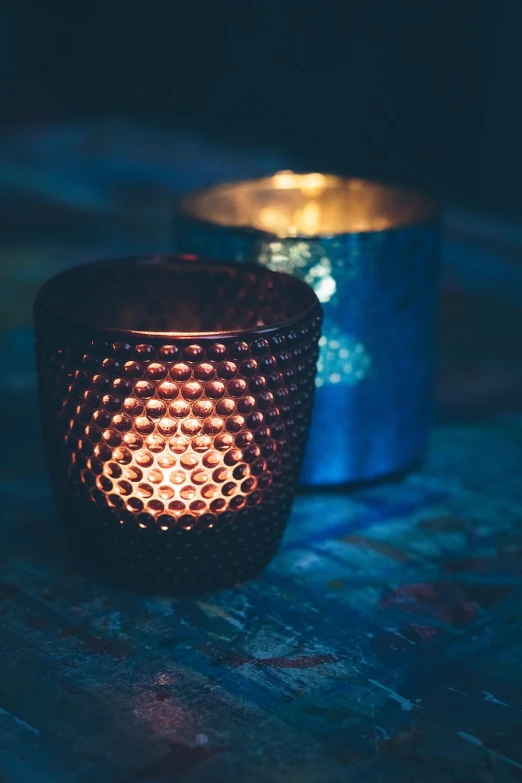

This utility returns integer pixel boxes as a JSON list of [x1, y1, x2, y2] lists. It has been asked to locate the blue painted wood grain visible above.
[[0, 122, 522, 782]]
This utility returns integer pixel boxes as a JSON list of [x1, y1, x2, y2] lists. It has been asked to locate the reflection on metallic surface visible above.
[[176, 174, 441, 486], [34, 256, 322, 592]]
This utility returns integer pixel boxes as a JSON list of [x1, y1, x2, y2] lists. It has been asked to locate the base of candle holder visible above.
[[58, 494, 291, 595]]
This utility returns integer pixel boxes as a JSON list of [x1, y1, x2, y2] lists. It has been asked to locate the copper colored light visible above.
[[34, 255, 322, 594]]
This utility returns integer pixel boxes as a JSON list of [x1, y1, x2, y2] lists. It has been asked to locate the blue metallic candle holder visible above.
[[175, 173, 441, 486]]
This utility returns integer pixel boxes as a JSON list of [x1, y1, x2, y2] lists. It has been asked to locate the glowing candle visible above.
[[34, 255, 322, 593], [176, 174, 440, 486]]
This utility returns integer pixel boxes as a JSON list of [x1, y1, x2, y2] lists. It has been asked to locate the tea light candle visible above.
[[176, 173, 441, 486]]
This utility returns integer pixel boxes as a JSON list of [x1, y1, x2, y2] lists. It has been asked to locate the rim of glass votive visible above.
[[179, 172, 440, 239], [33, 254, 321, 339]]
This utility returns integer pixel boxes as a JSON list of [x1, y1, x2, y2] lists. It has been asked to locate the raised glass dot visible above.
[[218, 361, 237, 380], [102, 393, 121, 412], [179, 514, 196, 530], [193, 435, 212, 453], [124, 361, 143, 379], [113, 447, 132, 465], [183, 344, 204, 362], [103, 429, 122, 447], [202, 451, 221, 468], [146, 399, 167, 419], [180, 453, 199, 470], [235, 431, 253, 448], [124, 465, 143, 482], [241, 477, 256, 493], [116, 480, 132, 496], [108, 494, 124, 509], [123, 397, 144, 416], [112, 341, 132, 358], [216, 398, 235, 416], [237, 396, 256, 415], [207, 343, 227, 361], [112, 377, 132, 396], [180, 485, 196, 500], [233, 463, 248, 480], [94, 443, 112, 461], [213, 467, 228, 483], [124, 432, 143, 450], [101, 357, 121, 376], [158, 485, 175, 500], [147, 468, 164, 484], [158, 345, 180, 363], [135, 451, 154, 468], [194, 363, 215, 381], [204, 417, 224, 435], [202, 484, 218, 499], [206, 381, 226, 399], [192, 469, 209, 485], [146, 362, 167, 380], [182, 381, 202, 401], [135, 380, 155, 399], [145, 434, 165, 453], [215, 433, 233, 451], [127, 497, 144, 513], [147, 499, 164, 514], [158, 381, 178, 400], [157, 417, 177, 436], [168, 500, 186, 513], [171, 363, 191, 382], [135, 416, 154, 434], [93, 409, 112, 428], [181, 418, 202, 436], [135, 344, 155, 360], [84, 390, 101, 408], [192, 400, 213, 418], [92, 374, 110, 393], [169, 399, 190, 418], [112, 414, 132, 432], [226, 415, 245, 433], [157, 452, 176, 469], [137, 483, 153, 499], [240, 359, 258, 377], [228, 379, 247, 397], [169, 435, 189, 454], [169, 470, 186, 485], [251, 338, 269, 356], [190, 500, 206, 512], [96, 475, 113, 492], [224, 448, 243, 466]]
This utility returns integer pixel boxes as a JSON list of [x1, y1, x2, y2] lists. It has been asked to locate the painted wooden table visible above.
[[1, 123, 522, 782]]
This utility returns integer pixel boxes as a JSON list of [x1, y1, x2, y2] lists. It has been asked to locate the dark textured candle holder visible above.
[[175, 174, 441, 486], [34, 255, 322, 594]]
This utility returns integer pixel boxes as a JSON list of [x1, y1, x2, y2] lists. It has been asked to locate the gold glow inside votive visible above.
[[182, 172, 437, 237]]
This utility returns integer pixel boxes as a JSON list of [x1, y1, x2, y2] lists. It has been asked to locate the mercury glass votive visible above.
[[34, 255, 322, 593], [176, 173, 441, 486]]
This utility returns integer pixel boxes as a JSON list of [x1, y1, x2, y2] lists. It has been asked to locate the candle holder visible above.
[[34, 255, 322, 593], [176, 173, 441, 486]]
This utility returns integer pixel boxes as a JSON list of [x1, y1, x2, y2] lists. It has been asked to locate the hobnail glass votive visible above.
[[34, 255, 322, 593]]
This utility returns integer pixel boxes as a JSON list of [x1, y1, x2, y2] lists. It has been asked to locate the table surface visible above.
[[1, 122, 522, 783]]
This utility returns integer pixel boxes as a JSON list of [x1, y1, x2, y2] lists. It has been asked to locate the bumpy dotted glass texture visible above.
[[34, 257, 322, 593]]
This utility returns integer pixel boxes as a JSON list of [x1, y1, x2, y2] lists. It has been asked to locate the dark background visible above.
[[5, 1, 522, 217]]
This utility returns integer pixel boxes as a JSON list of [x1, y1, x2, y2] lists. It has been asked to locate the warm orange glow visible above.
[[183, 173, 437, 237]]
